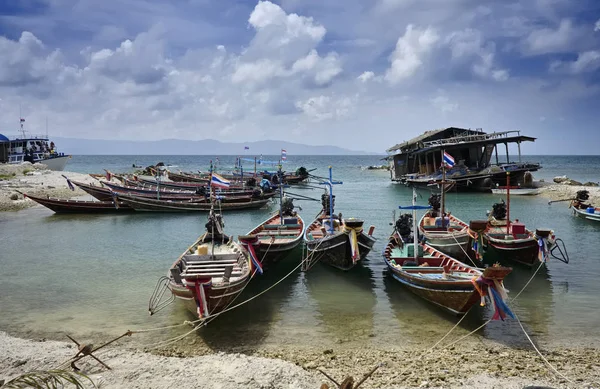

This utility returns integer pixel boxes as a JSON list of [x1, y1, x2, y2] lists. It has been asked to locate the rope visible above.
[[139, 238, 326, 349], [448, 231, 480, 268], [390, 258, 572, 383], [513, 312, 573, 383]]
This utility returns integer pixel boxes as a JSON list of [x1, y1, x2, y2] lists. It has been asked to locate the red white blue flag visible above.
[[281, 149, 287, 161], [210, 173, 230, 188], [443, 151, 455, 168]]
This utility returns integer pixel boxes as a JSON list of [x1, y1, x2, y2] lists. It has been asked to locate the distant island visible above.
[[52, 137, 380, 155]]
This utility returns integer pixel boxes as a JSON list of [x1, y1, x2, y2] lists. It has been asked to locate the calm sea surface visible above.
[[1, 155, 599, 351]]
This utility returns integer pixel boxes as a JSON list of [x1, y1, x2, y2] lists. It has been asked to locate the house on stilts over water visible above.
[[385, 127, 540, 192]]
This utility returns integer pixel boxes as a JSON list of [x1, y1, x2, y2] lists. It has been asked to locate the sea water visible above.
[[0, 155, 599, 351]]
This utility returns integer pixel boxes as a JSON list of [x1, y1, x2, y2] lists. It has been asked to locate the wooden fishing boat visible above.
[[114, 192, 271, 212], [21, 192, 132, 213], [570, 190, 600, 222], [478, 211, 541, 267], [166, 209, 253, 320], [167, 170, 210, 184], [383, 187, 513, 316], [303, 168, 376, 271], [418, 191, 470, 261], [238, 171, 305, 269], [69, 179, 114, 201], [491, 186, 540, 196]]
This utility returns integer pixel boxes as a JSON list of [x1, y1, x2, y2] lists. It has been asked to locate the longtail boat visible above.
[[570, 190, 600, 222], [238, 168, 304, 270], [383, 187, 513, 316], [418, 192, 470, 261], [21, 192, 132, 213], [166, 207, 253, 320], [114, 192, 271, 212], [468, 173, 569, 267], [303, 167, 376, 271]]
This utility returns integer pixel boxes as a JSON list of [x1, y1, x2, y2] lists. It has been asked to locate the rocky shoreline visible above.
[[2, 331, 598, 388], [0, 163, 99, 211]]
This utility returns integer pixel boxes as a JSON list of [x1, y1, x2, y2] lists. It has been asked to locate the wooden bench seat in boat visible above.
[[182, 254, 239, 264], [182, 270, 244, 277], [263, 224, 301, 229], [422, 224, 463, 231]]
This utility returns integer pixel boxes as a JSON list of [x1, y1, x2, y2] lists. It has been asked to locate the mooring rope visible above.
[[138, 238, 326, 350], [448, 231, 480, 268], [390, 258, 573, 384]]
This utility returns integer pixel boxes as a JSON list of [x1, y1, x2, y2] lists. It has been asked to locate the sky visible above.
[[0, 0, 599, 154]]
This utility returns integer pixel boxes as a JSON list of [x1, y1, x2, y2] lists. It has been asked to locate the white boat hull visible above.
[[38, 155, 71, 171], [573, 207, 600, 222], [491, 188, 539, 196]]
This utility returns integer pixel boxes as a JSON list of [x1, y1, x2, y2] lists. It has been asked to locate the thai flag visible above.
[[244, 146, 249, 150], [281, 149, 287, 161], [443, 151, 455, 168], [210, 173, 230, 188]]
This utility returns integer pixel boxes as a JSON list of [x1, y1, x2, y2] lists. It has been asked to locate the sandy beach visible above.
[[2, 330, 599, 388]]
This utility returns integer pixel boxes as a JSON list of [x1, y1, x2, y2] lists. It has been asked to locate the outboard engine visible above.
[[296, 166, 309, 178], [246, 177, 257, 187], [321, 193, 335, 216], [492, 200, 507, 220], [195, 186, 207, 196], [395, 214, 413, 242], [576, 190, 590, 202], [428, 193, 441, 217], [251, 189, 262, 199], [205, 212, 225, 241], [281, 197, 295, 216]]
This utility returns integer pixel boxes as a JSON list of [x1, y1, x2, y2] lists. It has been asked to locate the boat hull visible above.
[[117, 193, 271, 212], [305, 229, 376, 271], [484, 235, 540, 267], [573, 207, 600, 222], [386, 268, 480, 315], [39, 155, 71, 171], [24, 193, 131, 213]]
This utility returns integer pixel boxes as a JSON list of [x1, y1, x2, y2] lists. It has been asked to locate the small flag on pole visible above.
[[210, 173, 231, 188], [20, 118, 25, 123], [442, 151, 455, 168], [281, 149, 287, 161], [244, 146, 249, 150]]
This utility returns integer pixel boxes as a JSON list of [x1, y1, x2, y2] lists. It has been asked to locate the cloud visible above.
[[357, 71, 375, 82], [523, 19, 582, 55], [295, 95, 355, 121], [385, 24, 439, 84], [232, 1, 341, 88], [430, 94, 458, 113], [550, 51, 600, 74], [445, 29, 509, 81], [0, 0, 599, 153], [595, 19, 600, 32]]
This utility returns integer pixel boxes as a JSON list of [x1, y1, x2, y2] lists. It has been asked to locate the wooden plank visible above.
[[182, 270, 244, 276], [185, 263, 242, 268]]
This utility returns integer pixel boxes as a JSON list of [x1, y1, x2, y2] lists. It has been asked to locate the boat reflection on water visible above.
[[196, 248, 303, 352], [303, 259, 377, 345], [482, 263, 554, 348]]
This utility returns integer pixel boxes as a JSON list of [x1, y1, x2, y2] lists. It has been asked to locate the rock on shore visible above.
[[0, 163, 99, 212]]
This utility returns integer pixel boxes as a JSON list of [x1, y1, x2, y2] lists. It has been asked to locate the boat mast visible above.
[[412, 186, 418, 262], [441, 149, 446, 229], [319, 166, 342, 234], [506, 171, 510, 234], [209, 161, 215, 258], [278, 163, 284, 225]]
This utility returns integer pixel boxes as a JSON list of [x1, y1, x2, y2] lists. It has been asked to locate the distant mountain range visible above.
[[53, 137, 380, 155]]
